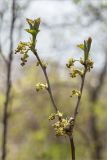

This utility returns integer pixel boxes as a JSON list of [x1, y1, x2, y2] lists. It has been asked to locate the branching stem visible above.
[[69, 136, 75, 160]]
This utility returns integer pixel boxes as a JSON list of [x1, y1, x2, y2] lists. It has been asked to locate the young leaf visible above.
[[87, 37, 92, 53], [25, 29, 37, 36], [34, 18, 41, 30], [26, 18, 34, 29], [84, 40, 88, 61]]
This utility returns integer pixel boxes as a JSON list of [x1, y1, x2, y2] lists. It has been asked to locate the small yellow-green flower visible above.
[[48, 113, 56, 120], [56, 111, 63, 118], [49, 111, 73, 136], [66, 58, 75, 68], [52, 118, 69, 136], [15, 42, 32, 66], [36, 83, 48, 91], [70, 68, 84, 78], [70, 89, 81, 97], [86, 58, 94, 71]]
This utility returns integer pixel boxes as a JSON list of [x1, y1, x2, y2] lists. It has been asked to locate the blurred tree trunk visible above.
[[1, 0, 16, 160], [89, 53, 107, 160]]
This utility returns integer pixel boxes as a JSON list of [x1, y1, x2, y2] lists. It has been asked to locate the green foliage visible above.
[[77, 37, 92, 62], [49, 111, 71, 136], [15, 18, 41, 66]]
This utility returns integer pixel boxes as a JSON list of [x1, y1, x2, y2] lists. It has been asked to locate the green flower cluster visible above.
[[66, 58, 75, 68], [49, 111, 74, 136], [49, 111, 63, 121], [52, 118, 69, 136], [70, 68, 84, 78], [15, 18, 41, 66], [36, 83, 48, 92], [70, 89, 81, 97], [85, 59, 94, 71], [15, 42, 31, 66], [66, 58, 84, 78]]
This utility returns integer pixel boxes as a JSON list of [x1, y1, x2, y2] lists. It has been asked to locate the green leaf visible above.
[[26, 18, 41, 31], [84, 40, 88, 61], [26, 18, 34, 29], [34, 18, 41, 30], [87, 37, 92, 53], [25, 29, 37, 36]]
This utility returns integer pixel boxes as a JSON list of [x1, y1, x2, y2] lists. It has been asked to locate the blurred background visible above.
[[0, 0, 107, 160]]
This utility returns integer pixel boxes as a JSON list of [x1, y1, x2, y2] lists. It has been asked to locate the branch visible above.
[[68, 68, 87, 160], [1, 0, 16, 160], [69, 136, 75, 160], [73, 67, 87, 120], [33, 50, 58, 112]]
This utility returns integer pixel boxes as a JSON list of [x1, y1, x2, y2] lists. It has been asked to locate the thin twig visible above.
[[33, 49, 58, 112], [69, 66, 87, 160], [74, 68, 87, 120], [69, 136, 75, 160], [1, 0, 16, 160]]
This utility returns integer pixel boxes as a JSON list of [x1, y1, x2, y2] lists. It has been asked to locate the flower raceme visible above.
[[49, 111, 74, 136]]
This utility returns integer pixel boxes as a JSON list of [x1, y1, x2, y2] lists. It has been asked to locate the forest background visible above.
[[0, 0, 107, 160]]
